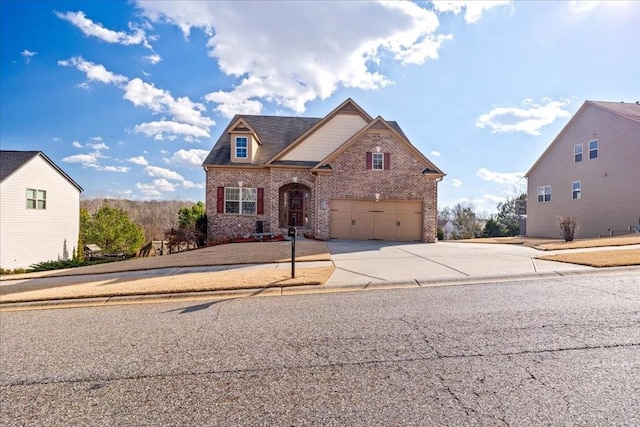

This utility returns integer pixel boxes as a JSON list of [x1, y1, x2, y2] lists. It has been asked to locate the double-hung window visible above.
[[235, 137, 248, 158], [372, 152, 384, 170], [26, 189, 46, 209], [589, 139, 598, 159], [572, 181, 581, 200], [574, 144, 583, 162], [537, 185, 551, 203], [225, 187, 256, 215]]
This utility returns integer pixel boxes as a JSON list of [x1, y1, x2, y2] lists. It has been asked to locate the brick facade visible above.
[[206, 129, 440, 243]]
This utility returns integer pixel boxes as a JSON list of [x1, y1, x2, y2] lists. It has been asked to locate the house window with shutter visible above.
[[366, 152, 390, 170], [218, 187, 263, 215], [372, 153, 383, 170], [26, 188, 46, 209]]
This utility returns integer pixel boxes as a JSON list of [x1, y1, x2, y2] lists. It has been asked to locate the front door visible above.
[[288, 191, 304, 226]]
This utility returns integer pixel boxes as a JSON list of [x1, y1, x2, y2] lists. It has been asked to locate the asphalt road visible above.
[[1, 272, 639, 426]]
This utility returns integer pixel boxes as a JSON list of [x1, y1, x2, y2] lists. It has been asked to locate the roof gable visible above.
[[311, 116, 445, 176], [228, 117, 262, 144], [526, 100, 640, 177], [266, 98, 373, 164], [203, 115, 320, 167], [0, 150, 40, 181], [0, 150, 83, 191]]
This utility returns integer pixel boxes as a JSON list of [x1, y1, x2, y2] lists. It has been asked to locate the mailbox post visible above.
[[288, 226, 297, 278]]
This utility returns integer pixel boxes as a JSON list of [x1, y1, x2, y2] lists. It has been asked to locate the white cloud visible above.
[[62, 152, 100, 166], [144, 165, 184, 181], [59, 59, 214, 141], [182, 180, 204, 189], [128, 156, 149, 165], [136, 178, 177, 196], [432, 1, 511, 23], [58, 56, 127, 86], [87, 142, 108, 150], [145, 53, 162, 64], [476, 98, 571, 135], [166, 149, 209, 168], [124, 78, 214, 140], [137, 1, 459, 117], [99, 165, 129, 173], [55, 10, 150, 48], [476, 168, 526, 187], [72, 141, 83, 148], [21, 49, 37, 63], [452, 179, 463, 187], [430, 150, 441, 156], [134, 120, 210, 141]]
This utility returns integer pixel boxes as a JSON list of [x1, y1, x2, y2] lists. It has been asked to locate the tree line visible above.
[[438, 193, 527, 240], [78, 198, 207, 259]]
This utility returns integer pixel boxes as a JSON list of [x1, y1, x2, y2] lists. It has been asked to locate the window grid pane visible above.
[[572, 181, 581, 200], [372, 153, 383, 170], [236, 137, 248, 158], [589, 140, 598, 159], [26, 188, 46, 209], [225, 201, 240, 214], [574, 144, 582, 162], [224, 187, 257, 215], [537, 186, 551, 203]]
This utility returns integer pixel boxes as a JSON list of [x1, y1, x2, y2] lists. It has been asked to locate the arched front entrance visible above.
[[279, 183, 311, 228]]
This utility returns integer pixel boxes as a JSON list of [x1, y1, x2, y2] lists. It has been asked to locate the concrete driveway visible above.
[[324, 240, 598, 286]]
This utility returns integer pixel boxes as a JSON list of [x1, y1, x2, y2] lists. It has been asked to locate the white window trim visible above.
[[574, 143, 583, 163], [235, 136, 248, 159], [588, 139, 598, 160], [26, 188, 47, 210], [372, 152, 384, 170], [537, 185, 551, 203], [572, 181, 581, 200], [224, 186, 257, 215]]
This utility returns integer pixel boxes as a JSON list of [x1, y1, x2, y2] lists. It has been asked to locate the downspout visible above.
[[313, 171, 319, 239]]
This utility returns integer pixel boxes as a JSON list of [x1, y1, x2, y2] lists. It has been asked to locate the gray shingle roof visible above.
[[589, 101, 640, 122], [203, 115, 321, 166], [202, 113, 414, 168], [0, 150, 40, 181], [0, 150, 83, 190]]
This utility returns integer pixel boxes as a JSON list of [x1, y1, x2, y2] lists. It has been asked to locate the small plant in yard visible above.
[[558, 215, 579, 242]]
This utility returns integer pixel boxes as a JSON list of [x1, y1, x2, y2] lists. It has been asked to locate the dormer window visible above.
[[235, 137, 248, 158]]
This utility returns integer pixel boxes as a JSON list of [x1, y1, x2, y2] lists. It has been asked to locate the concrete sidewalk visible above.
[[1, 241, 639, 308]]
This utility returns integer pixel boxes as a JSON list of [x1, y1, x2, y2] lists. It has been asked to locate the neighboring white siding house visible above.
[[525, 101, 640, 238], [0, 151, 83, 270]]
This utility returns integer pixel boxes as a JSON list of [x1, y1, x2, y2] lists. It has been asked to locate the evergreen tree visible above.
[[84, 204, 144, 254]]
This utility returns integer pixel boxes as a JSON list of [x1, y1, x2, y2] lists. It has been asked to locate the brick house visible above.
[[203, 99, 445, 243], [526, 101, 640, 238]]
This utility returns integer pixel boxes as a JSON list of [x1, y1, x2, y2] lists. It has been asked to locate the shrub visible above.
[[557, 215, 579, 242]]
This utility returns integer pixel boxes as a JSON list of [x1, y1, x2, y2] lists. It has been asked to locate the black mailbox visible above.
[[288, 226, 297, 237]]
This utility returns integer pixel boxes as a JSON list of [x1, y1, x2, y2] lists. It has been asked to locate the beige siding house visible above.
[[526, 101, 640, 238], [0, 151, 83, 270], [203, 99, 445, 243]]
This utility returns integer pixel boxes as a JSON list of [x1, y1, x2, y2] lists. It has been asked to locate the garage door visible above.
[[329, 199, 423, 241]]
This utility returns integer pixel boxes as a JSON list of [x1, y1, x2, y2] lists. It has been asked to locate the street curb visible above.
[[1, 265, 638, 311]]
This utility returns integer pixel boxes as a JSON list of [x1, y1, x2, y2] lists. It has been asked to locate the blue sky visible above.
[[2, 1, 638, 213]]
